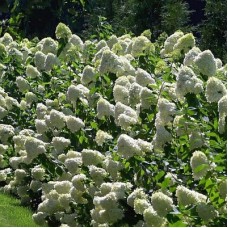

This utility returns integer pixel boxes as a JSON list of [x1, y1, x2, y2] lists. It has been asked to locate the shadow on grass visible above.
[[0, 192, 38, 227]]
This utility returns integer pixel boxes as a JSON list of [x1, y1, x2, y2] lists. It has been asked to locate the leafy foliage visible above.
[[0, 23, 227, 227]]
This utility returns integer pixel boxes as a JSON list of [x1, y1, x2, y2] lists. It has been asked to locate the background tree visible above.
[[199, 0, 227, 62], [0, 0, 226, 62]]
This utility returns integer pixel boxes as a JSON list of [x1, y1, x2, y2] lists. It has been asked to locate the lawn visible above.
[[0, 192, 38, 227]]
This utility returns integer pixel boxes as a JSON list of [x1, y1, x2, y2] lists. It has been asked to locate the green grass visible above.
[[0, 192, 38, 227]]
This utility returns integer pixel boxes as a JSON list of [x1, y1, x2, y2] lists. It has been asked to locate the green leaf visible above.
[[124, 162, 130, 170], [205, 178, 214, 189], [193, 163, 209, 173], [55, 166, 64, 176], [147, 113, 154, 122], [79, 135, 84, 144], [155, 170, 165, 182], [169, 220, 187, 227], [90, 122, 98, 130], [161, 178, 171, 189]]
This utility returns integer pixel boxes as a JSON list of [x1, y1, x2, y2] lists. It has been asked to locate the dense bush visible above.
[[0, 23, 227, 226]]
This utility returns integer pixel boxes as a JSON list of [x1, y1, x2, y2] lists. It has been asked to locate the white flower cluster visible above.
[[81, 65, 96, 85], [143, 206, 167, 227], [55, 23, 72, 40], [89, 165, 107, 186], [117, 134, 152, 159], [113, 84, 129, 105], [135, 68, 155, 86], [155, 98, 176, 126], [151, 191, 174, 216], [176, 185, 207, 206], [64, 154, 82, 175], [31, 165, 45, 180], [127, 188, 148, 207], [102, 156, 122, 180], [0, 168, 11, 181], [175, 66, 203, 98], [189, 131, 205, 151], [25, 137, 47, 161], [34, 51, 46, 71], [16, 76, 30, 92], [0, 144, 8, 155], [0, 124, 15, 144], [152, 125, 172, 153], [25, 92, 38, 105], [33, 168, 89, 226], [0, 105, 7, 120], [91, 182, 132, 225], [128, 82, 143, 106], [69, 34, 84, 51], [65, 115, 85, 133], [205, 77, 226, 103], [218, 95, 227, 133], [26, 65, 41, 78], [196, 202, 218, 223], [194, 50, 217, 77], [184, 47, 201, 66], [97, 97, 114, 119], [218, 179, 227, 199], [190, 151, 210, 180], [161, 31, 184, 54], [39, 37, 58, 55], [52, 137, 71, 155], [131, 35, 154, 57], [36, 180, 73, 218], [173, 33, 195, 53], [161, 32, 195, 55], [95, 130, 113, 146], [81, 149, 105, 166], [72, 174, 86, 191], [36, 103, 48, 119], [0, 33, 13, 46], [66, 84, 89, 105], [0, 64, 6, 78], [0, 90, 17, 113], [49, 109, 66, 129], [134, 198, 150, 215], [13, 132, 30, 153], [114, 102, 138, 129], [127, 188, 170, 226], [140, 87, 157, 110], [98, 50, 135, 76], [35, 119, 48, 134]]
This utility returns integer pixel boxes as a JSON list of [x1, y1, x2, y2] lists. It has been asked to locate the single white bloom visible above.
[[81, 149, 105, 166], [194, 50, 217, 77], [117, 134, 142, 158], [65, 115, 85, 133], [136, 68, 155, 87], [184, 47, 201, 66], [205, 77, 226, 103], [16, 76, 30, 92], [176, 185, 206, 206], [55, 23, 72, 40], [151, 191, 174, 216], [143, 206, 167, 227], [196, 202, 218, 223], [95, 130, 113, 146]]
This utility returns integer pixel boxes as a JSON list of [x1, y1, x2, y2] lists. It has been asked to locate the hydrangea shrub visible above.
[[0, 24, 227, 227]]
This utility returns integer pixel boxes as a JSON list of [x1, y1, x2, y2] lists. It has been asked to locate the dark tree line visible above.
[[0, 0, 226, 62]]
